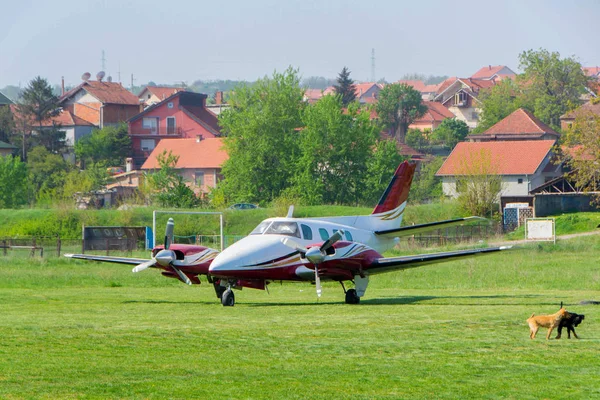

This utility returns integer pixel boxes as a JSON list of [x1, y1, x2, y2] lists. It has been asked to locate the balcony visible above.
[[129, 126, 184, 137]]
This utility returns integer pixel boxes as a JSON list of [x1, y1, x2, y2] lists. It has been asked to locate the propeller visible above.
[[131, 218, 192, 285], [281, 230, 345, 298]]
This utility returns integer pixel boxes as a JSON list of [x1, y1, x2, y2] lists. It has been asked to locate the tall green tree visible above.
[[0, 106, 15, 143], [474, 79, 522, 133], [376, 83, 427, 143], [518, 49, 591, 128], [16, 76, 59, 160], [219, 67, 305, 204], [363, 139, 406, 205], [430, 118, 469, 149], [74, 123, 132, 168], [295, 96, 379, 205], [333, 67, 357, 105], [0, 155, 29, 208], [410, 156, 444, 203], [146, 150, 199, 208], [27, 146, 71, 200]]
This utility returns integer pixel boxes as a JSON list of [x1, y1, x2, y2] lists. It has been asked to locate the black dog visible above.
[[556, 312, 585, 339]]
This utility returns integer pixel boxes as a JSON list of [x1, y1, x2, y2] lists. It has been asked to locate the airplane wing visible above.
[[374, 216, 487, 238], [64, 253, 151, 266], [366, 246, 512, 274]]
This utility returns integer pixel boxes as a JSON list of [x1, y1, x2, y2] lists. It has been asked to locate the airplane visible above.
[[207, 160, 513, 306]]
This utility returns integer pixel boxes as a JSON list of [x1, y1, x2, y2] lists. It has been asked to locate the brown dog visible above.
[[527, 304, 570, 340]]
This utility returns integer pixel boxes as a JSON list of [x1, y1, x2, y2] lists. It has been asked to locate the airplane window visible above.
[[319, 228, 329, 240], [301, 224, 313, 240], [265, 221, 301, 238], [250, 221, 271, 235], [345, 231, 353, 241]]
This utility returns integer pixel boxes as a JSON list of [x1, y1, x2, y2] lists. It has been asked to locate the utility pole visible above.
[[101, 50, 106, 71], [131, 73, 135, 91], [371, 48, 376, 82]]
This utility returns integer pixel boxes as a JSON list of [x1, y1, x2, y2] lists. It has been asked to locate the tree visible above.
[[473, 78, 522, 133], [333, 67, 356, 105], [16, 76, 59, 159], [0, 106, 15, 143], [560, 110, 600, 199], [405, 128, 430, 151], [146, 150, 199, 208], [518, 49, 591, 128], [0, 155, 29, 208], [376, 83, 427, 143], [363, 139, 406, 205], [27, 146, 71, 201], [219, 67, 305, 204], [430, 118, 469, 149], [455, 148, 504, 217], [294, 96, 379, 205], [410, 156, 444, 203], [74, 123, 132, 167]]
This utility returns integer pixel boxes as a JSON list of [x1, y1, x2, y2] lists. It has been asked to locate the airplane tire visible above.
[[345, 289, 360, 304], [221, 289, 235, 307]]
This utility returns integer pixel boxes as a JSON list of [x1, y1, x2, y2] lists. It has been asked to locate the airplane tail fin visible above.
[[371, 161, 416, 216]]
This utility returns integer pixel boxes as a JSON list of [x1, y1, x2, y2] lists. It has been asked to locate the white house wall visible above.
[[447, 106, 480, 129]]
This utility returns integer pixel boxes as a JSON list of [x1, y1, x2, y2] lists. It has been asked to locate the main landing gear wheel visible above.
[[345, 288, 360, 304], [221, 289, 235, 307]]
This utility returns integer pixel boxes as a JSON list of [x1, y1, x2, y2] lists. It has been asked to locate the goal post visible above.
[[152, 210, 224, 251]]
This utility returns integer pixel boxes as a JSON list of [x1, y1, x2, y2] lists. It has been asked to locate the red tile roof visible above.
[[303, 89, 324, 102], [582, 67, 600, 77], [354, 82, 380, 98], [483, 108, 559, 136], [9, 105, 93, 127], [61, 80, 140, 105], [436, 140, 556, 176], [141, 86, 185, 101], [471, 65, 515, 80], [397, 80, 440, 93], [414, 101, 454, 123], [141, 138, 228, 170], [561, 100, 600, 119]]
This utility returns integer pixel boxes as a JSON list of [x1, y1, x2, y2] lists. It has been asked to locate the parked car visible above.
[[229, 203, 259, 210]]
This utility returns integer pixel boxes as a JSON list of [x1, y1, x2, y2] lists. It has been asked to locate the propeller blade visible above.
[[164, 218, 175, 250], [171, 265, 192, 285], [280, 237, 307, 253], [314, 267, 322, 298], [132, 259, 156, 273], [320, 230, 344, 253]]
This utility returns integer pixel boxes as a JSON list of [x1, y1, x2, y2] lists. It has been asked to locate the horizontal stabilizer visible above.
[[374, 216, 487, 238]]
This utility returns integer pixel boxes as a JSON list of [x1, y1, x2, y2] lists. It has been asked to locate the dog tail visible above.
[[529, 313, 535, 318]]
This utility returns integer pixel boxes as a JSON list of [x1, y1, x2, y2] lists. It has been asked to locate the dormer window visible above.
[[454, 92, 467, 106]]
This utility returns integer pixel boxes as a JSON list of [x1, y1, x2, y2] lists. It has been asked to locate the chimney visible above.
[[125, 157, 133, 172], [215, 91, 223, 105], [61, 76, 65, 96], [196, 135, 203, 142], [489, 65, 491, 70]]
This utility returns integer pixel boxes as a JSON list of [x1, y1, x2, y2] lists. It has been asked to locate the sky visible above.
[[1, 0, 600, 88]]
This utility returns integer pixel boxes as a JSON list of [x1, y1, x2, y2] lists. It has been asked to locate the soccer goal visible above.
[[152, 210, 224, 251]]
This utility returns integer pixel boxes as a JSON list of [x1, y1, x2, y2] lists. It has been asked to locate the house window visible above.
[[147, 94, 151, 100], [301, 224, 313, 240], [194, 171, 204, 187], [141, 139, 155, 151], [518, 178, 523, 184], [166, 117, 176, 134], [454, 91, 467, 106], [319, 228, 329, 241], [142, 118, 158, 133]]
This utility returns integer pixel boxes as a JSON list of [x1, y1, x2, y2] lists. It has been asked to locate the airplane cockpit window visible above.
[[265, 221, 301, 237], [250, 221, 271, 235]]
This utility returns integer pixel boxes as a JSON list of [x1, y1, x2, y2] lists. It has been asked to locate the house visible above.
[[141, 137, 228, 196], [0, 90, 13, 106], [0, 140, 17, 157], [433, 78, 497, 129], [560, 100, 600, 130], [397, 80, 441, 101], [435, 140, 560, 198], [409, 101, 454, 131], [322, 83, 381, 104], [128, 91, 221, 168], [138, 86, 185, 107], [467, 108, 561, 142], [470, 65, 516, 80], [582, 67, 600, 79], [59, 76, 142, 128], [303, 88, 325, 104]]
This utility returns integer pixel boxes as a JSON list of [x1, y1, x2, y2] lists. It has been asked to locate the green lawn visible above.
[[1, 236, 600, 399]]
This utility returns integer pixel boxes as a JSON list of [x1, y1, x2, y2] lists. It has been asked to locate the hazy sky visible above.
[[1, 0, 600, 88]]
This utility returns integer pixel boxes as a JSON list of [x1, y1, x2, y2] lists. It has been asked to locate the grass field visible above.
[[1, 235, 600, 399]]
